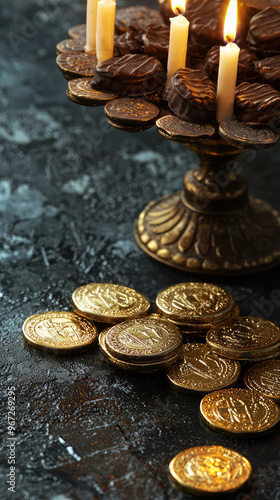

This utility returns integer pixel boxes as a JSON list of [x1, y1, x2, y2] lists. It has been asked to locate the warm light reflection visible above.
[[171, 0, 186, 15], [224, 0, 238, 43]]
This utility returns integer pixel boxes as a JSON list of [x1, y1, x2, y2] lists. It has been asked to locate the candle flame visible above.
[[171, 0, 186, 15], [224, 0, 238, 43]]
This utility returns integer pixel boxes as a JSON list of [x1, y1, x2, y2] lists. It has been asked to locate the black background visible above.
[[1, 1, 280, 499]]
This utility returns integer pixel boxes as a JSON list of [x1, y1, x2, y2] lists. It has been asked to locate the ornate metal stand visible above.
[[135, 132, 280, 274], [56, 23, 280, 276]]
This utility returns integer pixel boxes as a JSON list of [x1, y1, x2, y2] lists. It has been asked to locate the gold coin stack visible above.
[[72, 283, 183, 372], [156, 282, 239, 334], [99, 317, 183, 373], [206, 316, 280, 361]]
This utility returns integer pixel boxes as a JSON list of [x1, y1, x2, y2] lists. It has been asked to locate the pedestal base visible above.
[[135, 191, 280, 275]]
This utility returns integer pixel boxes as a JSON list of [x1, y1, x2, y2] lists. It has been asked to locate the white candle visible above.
[[216, 0, 240, 123], [85, 0, 99, 55], [167, 1, 189, 80], [96, 0, 116, 65]]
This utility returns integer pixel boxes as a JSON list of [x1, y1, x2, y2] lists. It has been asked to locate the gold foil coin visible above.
[[99, 330, 179, 373], [244, 359, 280, 402], [105, 317, 183, 364], [72, 283, 150, 324], [167, 344, 241, 393], [200, 388, 280, 435], [104, 98, 160, 126], [68, 78, 118, 106], [169, 445, 252, 495], [161, 302, 240, 334], [22, 311, 98, 352], [156, 283, 236, 327], [56, 53, 97, 81], [68, 24, 86, 41], [207, 317, 280, 360], [56, 39, 85, 55]]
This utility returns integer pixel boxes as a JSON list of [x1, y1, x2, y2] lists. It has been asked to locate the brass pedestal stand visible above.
[[56, 24, 280, 276], [135, 135, 280, 275]]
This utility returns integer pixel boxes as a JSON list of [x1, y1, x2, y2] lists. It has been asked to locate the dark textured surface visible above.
[[1, 1, 280, 499]]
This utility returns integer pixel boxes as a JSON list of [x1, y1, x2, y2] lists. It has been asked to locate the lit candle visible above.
[[216, 0, 240, 123], [96, 0, 116, 65], [85, 0, 100, 55], [167, 1, 189, 80]]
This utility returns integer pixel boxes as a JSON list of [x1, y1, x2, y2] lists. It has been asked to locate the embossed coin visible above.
[[207, 317, 280, 360], [244, 359, 280, 402], [169, 445, 252, 495], [115, 6, 162, 34], [156, 283, 237, 331], [167, 344, 241, 393], [105, 317, 183, 364], [22, 311, 98, 353], [72, 283, 150, 324], [56, 53, 97, 81], [105, 98, 160, 126], [105, 116, 152, 133], [68, 78, 118, 106], [163, 303, 240, 335], [99, 330, 179, 373], [156, 115, 216, 143], [56, 39, 85, 55], [219, 120, 279, 149], [68, 24, 86, 41], [200, 388, 280, 435]]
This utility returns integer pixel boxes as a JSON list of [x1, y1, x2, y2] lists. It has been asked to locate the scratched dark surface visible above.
[[1, 1, 280, 499]]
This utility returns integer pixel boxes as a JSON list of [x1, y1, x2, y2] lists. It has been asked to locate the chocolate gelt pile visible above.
[[56, 2, 280, 128], [22, 281, 280, 495]]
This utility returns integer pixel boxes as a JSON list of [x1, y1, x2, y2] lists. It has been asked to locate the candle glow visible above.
[[171, 0, 186, 14], [224, 0, 238, 43]]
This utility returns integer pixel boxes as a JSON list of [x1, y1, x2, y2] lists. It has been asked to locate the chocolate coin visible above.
[[68, 78, 118, 106], [56, 39, 85, 55], [244, 359, 280, 402], [22, 311, 98, 352], [169, 445, 252, 495], [104, 98, 160, 126], [115, 6, 162, 34], [56, 53, 96, 80], [207, 317, 280, 360], [167, 344, 241, 393], [105, 116, 152, 133], [219, 120, 279, 149], [72, 283, 150, 324], [200, 388, 280, 435], [156, 115, 216, 143], [68, 24, 86, 41], [105, 317, 183, 364]]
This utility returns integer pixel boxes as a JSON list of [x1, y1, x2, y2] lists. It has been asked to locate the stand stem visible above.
[[135, 141, 280, 275]]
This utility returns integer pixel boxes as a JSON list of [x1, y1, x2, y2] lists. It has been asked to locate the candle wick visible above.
[[175, 7, 183, 15], [225, 35, 232, 44]]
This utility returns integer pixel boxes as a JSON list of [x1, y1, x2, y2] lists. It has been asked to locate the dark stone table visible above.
[[1, 1, 280, 499]]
